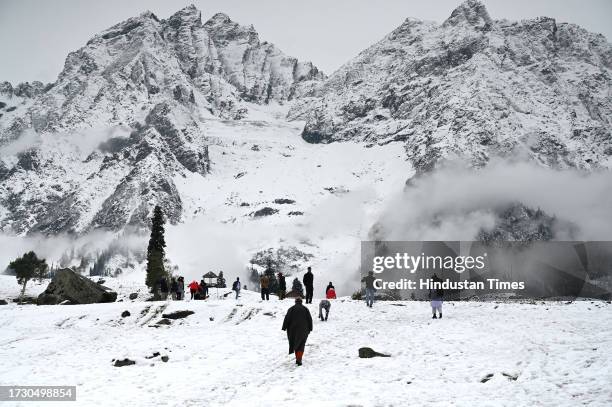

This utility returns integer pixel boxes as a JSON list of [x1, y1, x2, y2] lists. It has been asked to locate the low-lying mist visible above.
[[1, 158, 610, 297]]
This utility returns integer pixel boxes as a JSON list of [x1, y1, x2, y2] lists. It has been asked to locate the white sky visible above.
[[0, 0, 610, 84]]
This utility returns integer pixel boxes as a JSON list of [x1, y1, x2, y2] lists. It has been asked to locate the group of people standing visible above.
[[158, 276, 185, 300], [157, 276, 211, 301]]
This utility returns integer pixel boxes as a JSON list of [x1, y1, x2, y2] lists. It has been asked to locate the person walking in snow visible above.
[[325, 282, 335, 297], [232, 277, 241, 299], [260, 273, 270, 301], [282, 297, 313, 366], [199, 279, 208, 299], [303, 267, 314, 304], [429, 273, 444, 319], [361, 271, 376, 308], [319, 285, 336, 321], [159, 276, 169, 300], [188, 280, 200, 300], [318, 299, 331, 321], [277, 272, 286, 300], [170, 278, 178, 300], [177, 276, 184, 300]]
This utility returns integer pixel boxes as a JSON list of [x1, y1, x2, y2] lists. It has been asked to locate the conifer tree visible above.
[[9, 251, 48, 302], [145, 205, 166, 293]]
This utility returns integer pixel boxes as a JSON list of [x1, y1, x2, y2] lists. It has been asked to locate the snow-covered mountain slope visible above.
[[0, 5, 324, 138], [0, 5, 325, 235], [1, 288, 610, 407], [290, 0, 612, 173]]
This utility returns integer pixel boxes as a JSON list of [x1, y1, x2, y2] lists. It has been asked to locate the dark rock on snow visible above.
[[113, 358, 136, 367], [121, 310, 131, 318], [37, 268, 117, 305], [161, 310, 195, 320], [358, 347, 391, 358], [0, 299, 8, 305], [252, 207, 278, 217], [129, 293, 138, 300], [156, 318, 172, 325]]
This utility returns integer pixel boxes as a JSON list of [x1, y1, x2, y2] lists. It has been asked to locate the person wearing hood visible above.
[[282, 297, 313, 366]]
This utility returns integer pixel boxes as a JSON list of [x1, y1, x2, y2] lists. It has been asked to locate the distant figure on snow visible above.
[[188, 280, 200, 300], [282, 297, 313, 366], [260, 274, 270, 301], [232, 277, 241, 299], [319, 299, 331, 321], [199, 279, 208, 299], [326, 286, 337, 300], [325, 282, 335, 297], [361, 271, 376, 308], [429, 273, 444, 319], [170, 278, 178, 300], [303, 267, 314, 304], [159, 276, 169, 300], [277, 272, 286, 300], [177, 276, 185, 300]]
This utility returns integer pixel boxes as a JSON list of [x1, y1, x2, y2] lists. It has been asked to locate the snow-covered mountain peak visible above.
[[166, 4, 202, 27], [291, 2, 612, 173], [443, 0, 493, 29]]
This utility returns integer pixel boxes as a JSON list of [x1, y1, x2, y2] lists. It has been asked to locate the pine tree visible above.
[[292, 277, 304, 297], [8, 251, 48, 302], [145, 205, 166, 293]]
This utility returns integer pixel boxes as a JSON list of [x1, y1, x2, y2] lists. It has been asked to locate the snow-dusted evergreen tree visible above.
[[145, 205, 166, 293], [8, 251, 48, 302]]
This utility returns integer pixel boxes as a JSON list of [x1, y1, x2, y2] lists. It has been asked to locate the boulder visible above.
[[121, 310, 131, 318], [358, 347, 391, 358], [37, 268, 117, 305], [156, 318, 172, 325], [0, 299, 7, 305], [113, 358, 135, 367], [129, 293, 138, 300]]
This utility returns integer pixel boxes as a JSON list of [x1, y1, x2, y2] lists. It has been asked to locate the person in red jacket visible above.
[[326, 287, 337, 299], [188, 280, 200, 300]]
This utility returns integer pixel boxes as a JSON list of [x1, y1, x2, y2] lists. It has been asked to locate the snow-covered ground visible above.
[[1, 276, 610, 407]]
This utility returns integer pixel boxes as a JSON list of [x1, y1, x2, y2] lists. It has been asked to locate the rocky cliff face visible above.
[[290, 0, 612, 173], [0, 5, 323, 235]]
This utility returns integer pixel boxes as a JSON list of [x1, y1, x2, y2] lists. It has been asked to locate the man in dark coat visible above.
[[278, 272, 286, 300], [282, 297, 313, 366], [303, 267, 314, 304]]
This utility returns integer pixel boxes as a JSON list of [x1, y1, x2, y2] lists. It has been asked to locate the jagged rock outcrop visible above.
[[291, 0, 612, 173], [0, 5, 323, 234], [478, 203, 566, 242]]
